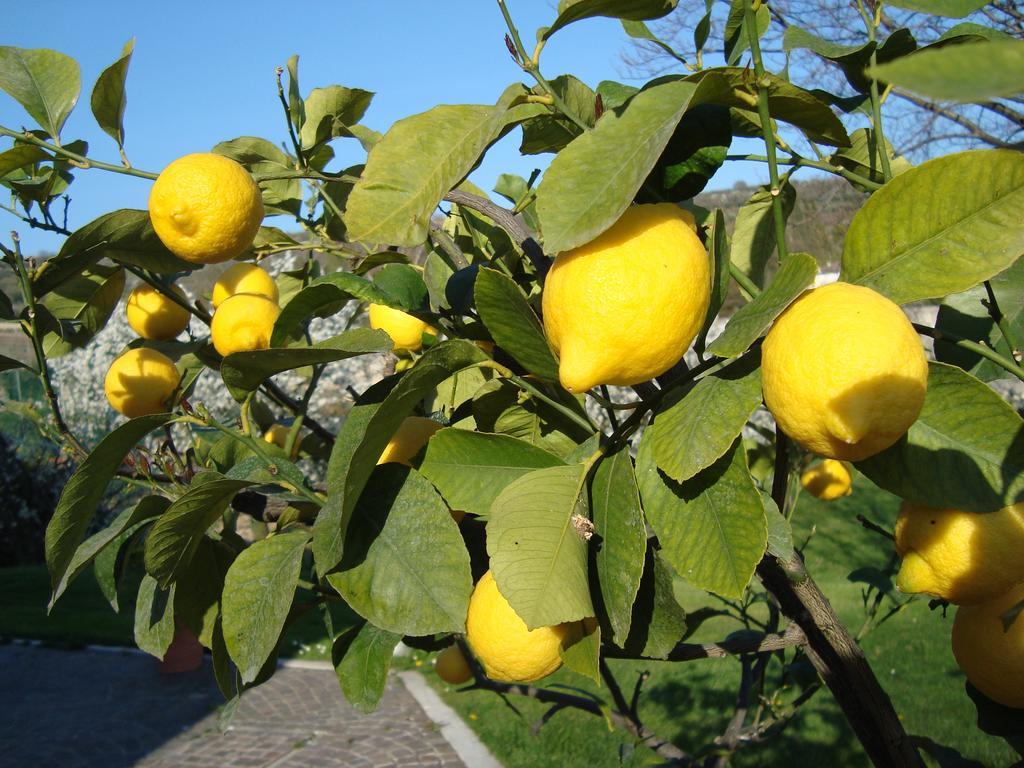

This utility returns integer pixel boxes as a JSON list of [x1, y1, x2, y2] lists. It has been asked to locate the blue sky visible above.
[[2, 1, 763, 255]]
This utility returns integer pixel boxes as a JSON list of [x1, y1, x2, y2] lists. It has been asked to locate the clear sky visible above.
[[2, 1, 763, 255]]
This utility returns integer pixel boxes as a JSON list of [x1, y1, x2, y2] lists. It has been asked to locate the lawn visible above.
[[0, 472, 1016, 766]]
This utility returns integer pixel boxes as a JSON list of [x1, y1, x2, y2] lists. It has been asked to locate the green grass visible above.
[[1, 474, 1016, 765]]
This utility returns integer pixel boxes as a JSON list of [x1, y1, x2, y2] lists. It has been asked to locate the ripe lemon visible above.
[[368, 304, 437, 352], [800, 459, 853, 500], [465, 570, 578, 683], [212, 262, 279, 309], [263, 423, 301, 458], [377, 417, 442, 466], [104, 348, 181, 418], [542, 203, 710, 393], [125, 285, 190, 340], [434, 644, 473, 685], [210, 293, 280, 357], [761, 282, 927, 461], [952, 582, 1024, 708], [148, 153, 264, 264], [895, 501, 1024, 605]]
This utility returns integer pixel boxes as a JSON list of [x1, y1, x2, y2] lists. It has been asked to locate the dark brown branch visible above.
[[602, 624, 806, 662], [443, 189, 549, 276]]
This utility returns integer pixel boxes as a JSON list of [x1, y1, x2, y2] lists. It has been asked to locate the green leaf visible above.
[[90, 39, 133, 149], [841, 150, 1024, 304], [783, 27, 878, 94], [637, 437, 767, 598], [708, 252, 817, 358], [762, 494, 794, 561], [213, 136, 301, 216], [332, 621, 401, 713], [45, 413, 176, 596], [933, 22, 1016, 45], [174, 536, 227, 648], [560, 619, 601, 683], [487, 464, 595, 629], [50, 494, 169, 610], [474, 268, 559, 381], [144, 473, 255, 588], [222, 529, 310, 684], [590, 448, 646, 647], [419, 428, 564, 516], [696, 209, 731, 355], [313, 340, 487, 574], [649, 354, 763, 484], [545, 0, 678, 39], [220, 328, 392, 400], [639, 104, 730, 203], [856, 362, 1024, 513], [621, 19, 688, 66], [622, 550, 687, 659], [0, 47, 80, 140], [271, 271, 398, 346], [867, 40, 1024, 102], [300, 86, 374, 150], [723, 0, 769, 66], [727, 183, 797, 290], [344, 104, 505, 246], [0, 144, 50, 176], [373, 263, 428, 310], [94, 521, 144, 612], [326, 464, 473, 635], [286, 55, 304, 134], [536, 79, 700, 255], [830, 128, 911, 192], [38, 263, 125, 357], [134, 574, 175, 659], [885, 0, 988, 17]]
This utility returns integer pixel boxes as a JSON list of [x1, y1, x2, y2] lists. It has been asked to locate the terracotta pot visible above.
[[159, 620, 204, 674]]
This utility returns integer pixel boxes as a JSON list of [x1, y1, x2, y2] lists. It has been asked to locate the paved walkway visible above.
[[0, 644, 476, 768]]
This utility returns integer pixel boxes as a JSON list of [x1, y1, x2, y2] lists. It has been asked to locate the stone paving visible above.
[[0, 644, 468, 768]]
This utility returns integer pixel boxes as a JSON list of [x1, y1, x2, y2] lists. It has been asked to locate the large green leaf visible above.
[[0, 145, 50, 176], [174, 536, 227, 649], [0, 47, 80, 140], [213, 136, 301, 216], [649, 354, 763, 484], [590, 447, 646, 646], [886, 0, 989, 17], [270, 272, 399, 346], [134, 574, 175, 659], [90, 39, 133, 150], [39, 263, 125, 357], [326, 464, 472, 635], [696, 208, 731, 355], [535, 79, 700, 255], [637, 437, 766, 598], [830, 128, 911, 192], [344, 104, 505, 246], [545, 0, 678, 39], [723, 0, 770, 66], [222, 530, 310, 684], [728, 182, 797, 289], [639, 104, 731, 203], [782, 27, 917, 94], [313, 341, 487, 574], [868, 40, 1024, 102], [333, 622, 402, 713], [841, 150, 1024, 304], [487, 463, 595, 629], [45, 413, 176, 596], [474, 268, 559, 381], [220, 328, 392, 400], [856, 363, 1024, 513], [144, 474, 254, 588], [622, 550, 688, 658], [707, 252, 817, 358], [50, 494, 169, 610], [419, 428, 564, 516], [300, 86, 374, 150]]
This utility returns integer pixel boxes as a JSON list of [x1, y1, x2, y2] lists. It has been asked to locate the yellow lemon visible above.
[[800, 459, 853, 500], [434, 644, 473, 685], [895, 501, 1024, 605], [212, 262, 279, 309], [542, 203, 710, 393], [263, 423, 301, 456], [125, 285, 191, 341], [762, 282, 927, 461], [952, 582, 1024, 708], [148, 153, 264, 264], [210, 293, 280, 357], [368, 304, 437, 352], [377, 417, 442, 466], [465, 570, 578, 683], [104, 348, 181, 418]]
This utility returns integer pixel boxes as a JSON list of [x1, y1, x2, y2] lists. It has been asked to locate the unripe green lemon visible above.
[[434, 644, 473, 685]]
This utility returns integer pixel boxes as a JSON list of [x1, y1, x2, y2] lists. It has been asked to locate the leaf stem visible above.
[[275, 67, 306, 167], [860, 1, 894, 183], [913, 322, 1024, 381], [982, 280, 1022, 364], [725, 153, 883, 191], [0, 125, 158, 180], [729, 260, 762, 298], [508, 373, 595, 433]]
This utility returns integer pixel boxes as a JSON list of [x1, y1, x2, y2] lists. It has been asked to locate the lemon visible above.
[[952, 582, 1024, 708], [212, 262, 279, 309], [148, 153, 264, 264], [762, 282, 927, 461], [104, 348, 181, 418], [377, 416, 442, 466], [368, 304, 437, 352], [263, 423, 301, 457], [465, 570, 577, 683], [125, 285, 191, 341], [895, 501, 1024, 605], [542, 203, 710, 393], [800, 459, 853, 500], [210, 293, 280, 357], [434, 644, 473, 685]]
